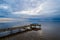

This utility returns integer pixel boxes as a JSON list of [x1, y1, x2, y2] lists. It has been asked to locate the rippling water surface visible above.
[[0, 22, 60, 40], [39, 22, 60, 40]]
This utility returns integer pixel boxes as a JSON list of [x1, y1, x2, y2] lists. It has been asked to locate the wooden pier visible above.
[[0, 24, 41, 37]]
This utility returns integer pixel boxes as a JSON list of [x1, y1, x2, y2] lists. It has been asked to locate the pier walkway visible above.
[[0, 24, 41, 38]]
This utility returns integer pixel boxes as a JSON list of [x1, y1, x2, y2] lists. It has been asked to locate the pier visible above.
[[0, 24, 41, 38]]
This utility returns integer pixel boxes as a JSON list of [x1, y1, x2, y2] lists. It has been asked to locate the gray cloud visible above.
[[0, 0, 60, 21]]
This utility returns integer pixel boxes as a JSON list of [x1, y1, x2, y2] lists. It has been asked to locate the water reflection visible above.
[[0, 21, 31, 29], [39, 22, 60, 40], [0, 22, 60, 40]]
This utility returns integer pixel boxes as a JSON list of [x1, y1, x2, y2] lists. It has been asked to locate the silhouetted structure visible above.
[[0, 24, 41, 37]]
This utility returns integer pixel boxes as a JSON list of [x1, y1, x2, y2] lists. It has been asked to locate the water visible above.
[[39, 22, 60, 40], [0, 21, 31, 29], [0, 22, 60, 40]]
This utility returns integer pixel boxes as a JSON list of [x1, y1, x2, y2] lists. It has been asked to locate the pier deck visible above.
[[0, 24, 41, 38]]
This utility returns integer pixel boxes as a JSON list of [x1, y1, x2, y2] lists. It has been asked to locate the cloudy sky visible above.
[[0, 0, 60, 22]]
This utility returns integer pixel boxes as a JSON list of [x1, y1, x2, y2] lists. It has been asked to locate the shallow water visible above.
[[0, 22, 60, 40], [0, 21, 31, 29], [39, 22, 60, 40]]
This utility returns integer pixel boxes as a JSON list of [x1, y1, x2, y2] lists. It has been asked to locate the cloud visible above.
[[13, 0, 46, 15], [3, 0, 60, 16], [0, 4, 13, 18], [4, 0, 45, 11], [0, 4, 9, 9], [39, 0, 60, 17], [0, 0, 60, 21], [0, 18, 16, 22]]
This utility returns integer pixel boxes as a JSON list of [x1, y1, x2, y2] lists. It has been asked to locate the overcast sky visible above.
[[0, 0, 60, 22]]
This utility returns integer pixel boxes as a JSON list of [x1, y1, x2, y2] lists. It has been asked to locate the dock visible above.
[[0, 24, 41, 38]]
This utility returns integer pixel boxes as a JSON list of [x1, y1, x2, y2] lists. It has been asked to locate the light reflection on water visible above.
[[38, 22, 60, 40], [0, 22, 60, 40], [0, 21, 31, 29]]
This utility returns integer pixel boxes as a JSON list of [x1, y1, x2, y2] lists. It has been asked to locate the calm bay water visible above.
[[0, 21, 31, 29], [0, 22, 60, 40], [39, 22, 60, 40]]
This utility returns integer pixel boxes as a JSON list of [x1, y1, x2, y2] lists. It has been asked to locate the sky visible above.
[[0, 0, 60, 22]]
